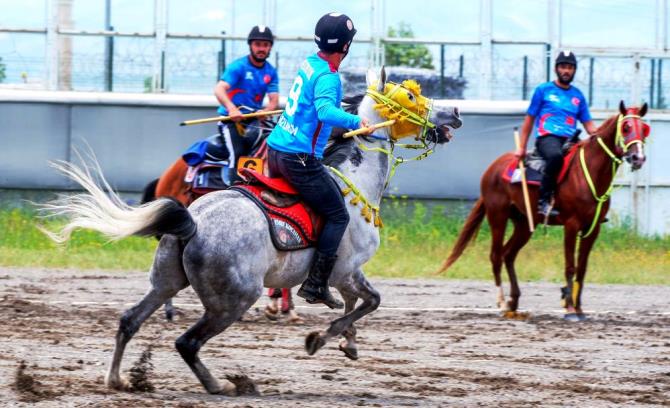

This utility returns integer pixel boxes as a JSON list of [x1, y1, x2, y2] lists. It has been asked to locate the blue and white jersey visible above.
[[527, 81, 591, 138], [266, 53, 361, 158], [217, 56, 279, 115]]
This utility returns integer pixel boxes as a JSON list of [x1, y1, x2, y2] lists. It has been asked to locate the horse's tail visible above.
[[40, 160, 196, 244], [437, 198, 486, 274], [141, 177, 159, 204]]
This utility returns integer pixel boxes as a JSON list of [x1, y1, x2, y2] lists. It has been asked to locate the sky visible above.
[[0, 0, 663, 104]]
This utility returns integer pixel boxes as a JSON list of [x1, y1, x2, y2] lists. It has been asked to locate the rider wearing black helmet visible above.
[[208, 25, 279, 181], [515, 50, 597, 217], [266, 13, 373, 309]]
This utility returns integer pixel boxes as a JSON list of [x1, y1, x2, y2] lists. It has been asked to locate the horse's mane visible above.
[[586, 114, 618, 143], [322, 94, 365, 168]]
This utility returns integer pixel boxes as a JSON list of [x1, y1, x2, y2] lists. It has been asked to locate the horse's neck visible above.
[[581, 125, 619, 191], [336, 97, 392, 206]]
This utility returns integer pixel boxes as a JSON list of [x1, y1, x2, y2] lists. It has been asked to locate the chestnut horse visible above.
[[439, 101, 649, 321]]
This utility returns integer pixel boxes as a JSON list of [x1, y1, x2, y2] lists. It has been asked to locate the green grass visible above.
[[1, 203, 668, 285], [0, 208, 157, 270]]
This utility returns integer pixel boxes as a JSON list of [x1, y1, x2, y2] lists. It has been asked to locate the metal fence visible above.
[[1, 0, 670, 108]]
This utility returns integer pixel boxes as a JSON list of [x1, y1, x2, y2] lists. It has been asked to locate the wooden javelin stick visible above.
[[179, 109, 284, 126], [514, 128, 535, 232], [343, 119, 396, 138]]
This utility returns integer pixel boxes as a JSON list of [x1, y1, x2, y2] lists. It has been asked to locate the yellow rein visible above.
[[327, 83, 438, 228], [579, 114, 644, 238]]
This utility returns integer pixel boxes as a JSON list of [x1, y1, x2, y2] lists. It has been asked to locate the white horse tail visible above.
[[40, 159, 196, 244]]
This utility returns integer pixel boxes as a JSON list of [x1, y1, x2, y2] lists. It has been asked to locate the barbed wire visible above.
[[1, 33, 668, 108]]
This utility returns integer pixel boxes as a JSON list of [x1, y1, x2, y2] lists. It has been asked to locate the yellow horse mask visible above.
[[366, 79, 436, 141]]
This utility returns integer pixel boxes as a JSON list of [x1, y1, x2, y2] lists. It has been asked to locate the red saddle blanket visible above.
[[230, 168, 322, 251], [502, 146, 578, 186]]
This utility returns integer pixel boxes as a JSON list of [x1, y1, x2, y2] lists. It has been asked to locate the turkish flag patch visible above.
[[263, 74, 271, 84], [571, 97, 580, 106]]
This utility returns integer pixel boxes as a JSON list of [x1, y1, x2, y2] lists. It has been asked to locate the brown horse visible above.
[[439, 101, 649, 321]]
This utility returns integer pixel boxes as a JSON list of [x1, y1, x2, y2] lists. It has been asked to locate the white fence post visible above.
[[479, 0, 492, 100], [45, 0, 59, 90]]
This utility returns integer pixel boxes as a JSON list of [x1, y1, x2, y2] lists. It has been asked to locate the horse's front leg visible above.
[[334, 290, 360, 360], [574, 225, 601, 321], [562, 220, 580, 321], [305, 270, 379, 357]]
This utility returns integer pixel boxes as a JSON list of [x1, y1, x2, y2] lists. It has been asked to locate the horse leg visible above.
[[573, 226, 601, 321], [502, 218, 533, 312], [175, 283, 262, 394], [106, 237, 188, 390], [487, 211, 509, 311], [335, 291, 360, 360], [164, 299, 175, 322], [305, 271, 380, 357], [562, 221, 580, 321]]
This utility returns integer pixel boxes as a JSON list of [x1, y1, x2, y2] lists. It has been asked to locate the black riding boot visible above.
[[297, 252, 344, 309], [537, 191, 559, 217]]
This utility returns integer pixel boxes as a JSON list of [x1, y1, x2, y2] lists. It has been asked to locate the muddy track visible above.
[[0, 267, 668, 407]]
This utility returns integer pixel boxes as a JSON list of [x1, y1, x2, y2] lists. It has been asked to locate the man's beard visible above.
[[556, 70, 575, 85], [250, 49, 269, 64]]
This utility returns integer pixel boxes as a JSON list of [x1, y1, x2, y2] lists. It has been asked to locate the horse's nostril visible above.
[[454, 107, 460, 117]]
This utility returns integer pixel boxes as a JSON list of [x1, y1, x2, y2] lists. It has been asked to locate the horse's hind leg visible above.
[[336, 292, 360, 360], [305, 270, 380, 356], [175, 277, 262, 394], [486, 209, 509, 310], [106, 237, 188, 390], [502, 217, 532, 312]]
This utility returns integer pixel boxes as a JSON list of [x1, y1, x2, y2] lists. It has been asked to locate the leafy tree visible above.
[[385, 22, 434, 69], [143, 76, 153, 93], [0, 57, 6, 83]]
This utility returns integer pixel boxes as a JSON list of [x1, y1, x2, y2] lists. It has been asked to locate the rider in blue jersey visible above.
[[266, 13, 373, 309], [516, 51, 597, 217], [208, 25, 279, 182]]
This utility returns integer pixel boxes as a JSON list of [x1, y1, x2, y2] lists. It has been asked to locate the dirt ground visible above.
[[0, 267, 668, 407]]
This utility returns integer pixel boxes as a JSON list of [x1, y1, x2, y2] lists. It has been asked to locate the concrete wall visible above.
[[1, 90, 667, 236]]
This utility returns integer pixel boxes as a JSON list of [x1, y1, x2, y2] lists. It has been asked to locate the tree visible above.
[[385, 22, 434, 69], [0, 57, 6, 83]]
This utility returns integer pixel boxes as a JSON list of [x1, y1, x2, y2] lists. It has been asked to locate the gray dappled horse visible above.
[[42, 68, 462, 395]]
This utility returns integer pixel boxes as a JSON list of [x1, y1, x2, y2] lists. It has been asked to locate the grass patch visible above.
[[0, 208, 157, 270], [1, 203, 668, 285]]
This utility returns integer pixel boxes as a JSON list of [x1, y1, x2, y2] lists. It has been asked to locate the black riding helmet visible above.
[[555, 50, 577, 69], [314, 12, 357, 53], [247, 25, 274, 45]]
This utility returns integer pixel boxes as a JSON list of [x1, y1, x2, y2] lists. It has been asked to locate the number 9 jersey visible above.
[[267, 53, 361, 159]]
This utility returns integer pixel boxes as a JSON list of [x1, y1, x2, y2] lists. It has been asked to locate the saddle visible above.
[[184, 159, 231, 195], [230, 168, 323, 251], [503, 133, 581, 186]]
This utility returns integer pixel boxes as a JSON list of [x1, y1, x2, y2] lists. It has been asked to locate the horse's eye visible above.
[[407, 92, 415, 102], [623, 123, 630, 133]]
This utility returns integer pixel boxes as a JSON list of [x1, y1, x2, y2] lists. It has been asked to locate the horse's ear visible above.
[[619, 100, 627, 115], [377, 66, 387, 93], [639, 102, 648, 117]]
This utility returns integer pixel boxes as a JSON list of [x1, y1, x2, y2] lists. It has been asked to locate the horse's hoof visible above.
[[305, 331, 326, 356], [105, 374, 131, 391], [338, 342, 359, 360], [502, 311, 530, 320], [287, 311, 304, 324], [264, 305, 279, 321], [207, 380, 237, 396], [225, 374, 259, 396], [563, 313, 581, 322]]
